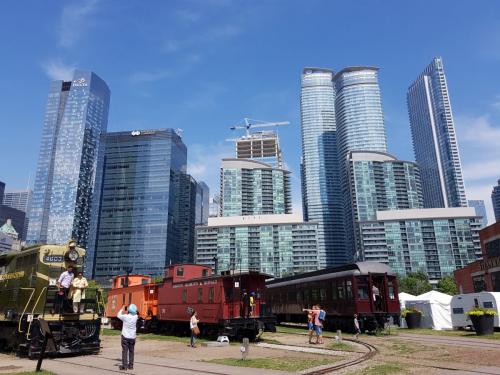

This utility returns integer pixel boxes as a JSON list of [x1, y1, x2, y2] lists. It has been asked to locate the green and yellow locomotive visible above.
[[0, 241, 102, 358]]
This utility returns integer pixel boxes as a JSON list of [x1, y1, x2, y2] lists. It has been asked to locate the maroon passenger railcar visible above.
[[156, 264, 275, 339], [267, 262, 400, 332]]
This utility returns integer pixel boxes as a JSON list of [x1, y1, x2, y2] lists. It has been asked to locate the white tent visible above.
[[405, 290, 453, 330], [399, 292, 417, 309]]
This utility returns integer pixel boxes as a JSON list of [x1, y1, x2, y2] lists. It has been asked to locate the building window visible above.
[[472, 276, 486, 292]]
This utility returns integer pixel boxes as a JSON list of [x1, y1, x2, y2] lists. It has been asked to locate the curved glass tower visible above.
[[333, 67, 387, 260], [27, 70, 110, 248], [300, 68, 346, 268]]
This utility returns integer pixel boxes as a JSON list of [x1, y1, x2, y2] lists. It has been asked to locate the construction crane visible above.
[[229, 118, 290, 137]]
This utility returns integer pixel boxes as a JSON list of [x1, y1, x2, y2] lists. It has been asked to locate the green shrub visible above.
[[465, 307, 498, 316], [401, 307, 422, 317]]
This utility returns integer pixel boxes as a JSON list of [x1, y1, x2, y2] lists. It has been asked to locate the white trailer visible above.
[[450, 292, 500, 329]]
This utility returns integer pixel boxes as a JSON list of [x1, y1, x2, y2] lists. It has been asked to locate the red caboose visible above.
[[106, 274, 159, 330], [157, 264, 276, 339]]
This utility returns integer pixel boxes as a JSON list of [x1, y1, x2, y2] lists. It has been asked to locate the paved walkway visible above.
[[0, 352, 289, 375]]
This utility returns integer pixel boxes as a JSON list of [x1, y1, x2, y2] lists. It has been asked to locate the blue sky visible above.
[[1, 0, 500, 222]]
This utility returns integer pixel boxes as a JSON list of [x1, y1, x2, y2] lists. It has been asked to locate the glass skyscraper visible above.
[[346, 151, 423, 259], [90, 129, 187, 280], [27, 70, 110, 249], [300, 68, 345, 268], [195, 214, 318, 277], [492, 180, 500, 223], [220, 158, 291, 217], [468, 200, 488, 228], [333, 67, 388, 262], [195, 181, 210, 225], [407, 57, 467, 208], [360, 208, 481, 283]]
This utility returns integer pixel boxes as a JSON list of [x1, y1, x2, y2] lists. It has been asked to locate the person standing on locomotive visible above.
[[71, 271, 88, 313], [56, 265, 74, 312], [118, 304, 138, 371]]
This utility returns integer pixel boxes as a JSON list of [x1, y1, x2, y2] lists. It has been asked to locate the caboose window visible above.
[[177, 267, 184, 276], [202, 269, 209, 277], [337, 282, 345, 299], [197, 288, 203, 303], [182, 289, 187, 303], [209, 287, 214, 303]]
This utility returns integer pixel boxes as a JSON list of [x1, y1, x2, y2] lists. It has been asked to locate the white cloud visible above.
[[455, 113, 500, 224], [187, 142, 234, 194], [129, 70, 173, 84], [41, 59, 76, 80], [59, 0, 99, 48]]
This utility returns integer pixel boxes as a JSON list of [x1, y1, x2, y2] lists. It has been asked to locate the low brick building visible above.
[[455, 222, 500, 293]]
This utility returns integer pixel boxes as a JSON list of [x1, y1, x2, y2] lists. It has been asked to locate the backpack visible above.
[[318, 309, 326, 322]]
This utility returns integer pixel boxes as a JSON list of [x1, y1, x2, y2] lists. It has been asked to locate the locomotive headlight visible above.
[[67, 249, 79, 262]]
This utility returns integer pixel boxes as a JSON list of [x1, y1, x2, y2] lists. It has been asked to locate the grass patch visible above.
[[101, 328, 121, 336], [388, 340, 428, 355], [328, 341, 356, 352], [205, 357, 337, 372], [356, 362, 405, 375], [395, 327, 500, 340]]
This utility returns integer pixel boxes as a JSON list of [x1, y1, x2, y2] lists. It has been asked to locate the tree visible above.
[[436, 275, 458, 295], [398, 271, 432, 296]]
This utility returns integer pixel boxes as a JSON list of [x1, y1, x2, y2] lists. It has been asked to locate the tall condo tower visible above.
[[27, 70, 110, 248], [407, 57, 467, 208], [333, 67, 387, 261], [300, 68, 345, 268]]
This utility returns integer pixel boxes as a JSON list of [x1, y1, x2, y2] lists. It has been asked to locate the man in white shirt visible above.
[[56, 266, 74, 313], [118, 304, 138, 371]]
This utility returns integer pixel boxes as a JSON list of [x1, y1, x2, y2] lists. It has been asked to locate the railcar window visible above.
[[209, 287, 214, 303], [182, 289, 187, 303], [312, 289, 318, 302], [337, 282, 345, 299], [177, 267, 184, 276], [357, 284, 369, 299], [303, 289, 310, 303], [346, 280, 353, 300], [388, 282, 395, 299], [320, 288, 326, 302], [197, 288, 203, 303], [332, 282, 338, 300], [296, 291, 302, 302], [128, 293, 132, 304]]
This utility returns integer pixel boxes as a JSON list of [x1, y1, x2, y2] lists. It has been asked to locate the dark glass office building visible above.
[[90, 129, 187, 280]]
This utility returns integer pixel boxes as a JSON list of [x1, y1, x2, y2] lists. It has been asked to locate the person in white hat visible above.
[[118, 304, 138, 370]]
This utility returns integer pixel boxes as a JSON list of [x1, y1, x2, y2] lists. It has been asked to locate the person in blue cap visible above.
[[118, 304, 138, 371]]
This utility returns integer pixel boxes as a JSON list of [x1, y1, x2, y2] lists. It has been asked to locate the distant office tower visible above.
[[300, 68, 345, 268], [195, 214, 318, 277], [333, 67, 388, 262], [407, 57, 467, 208], [3, 190, 32, 212], [91, 129, 187, 280], [0, 219, 19, 253], [0, 181, 4, 204], [195, 181, 209, 225], [346, 151, 423, 259], [234, 131, 283, 168], [173, 173, 198, 263], [3, 189, 32, 239], [220, 158, 291, 216], [360, 207, 481, 283], [27, 70, 110, 249], [209, 195, 220, 218], [493, 180, 500, 222], [468, 200, 488, 228]]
